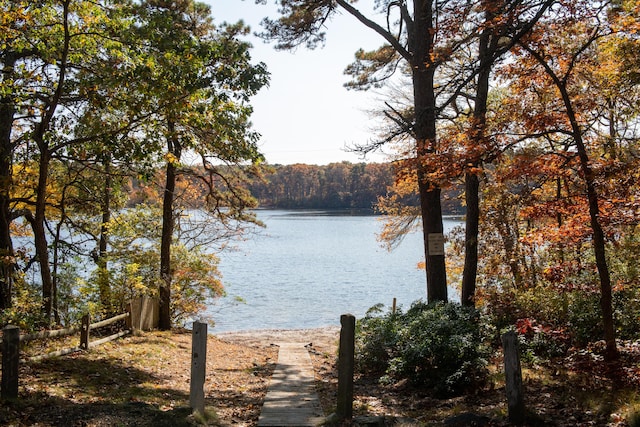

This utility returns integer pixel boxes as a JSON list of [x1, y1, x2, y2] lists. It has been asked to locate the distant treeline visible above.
[[247, 162, 464, 214], [127, 161, 464, 214], [248, 162, 393, 210]]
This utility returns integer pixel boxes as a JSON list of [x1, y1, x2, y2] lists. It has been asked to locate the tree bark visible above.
[[159, 122, 181, 330], [0, 122, 15, 310], [98, 156, 112, 312], [412, 0, 447, 302], [0, 53, 16, 310], [462, 172, 480, 305], [461, 5, 492, 307], [52, 195, 66, 326], [33, 148, 55, 323], [568, 111, 618, 361]]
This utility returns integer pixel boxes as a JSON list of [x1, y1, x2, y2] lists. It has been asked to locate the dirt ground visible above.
[[219, 328, 640, 427], [0, 327, 339, 427], [1, 327, 638, 426]]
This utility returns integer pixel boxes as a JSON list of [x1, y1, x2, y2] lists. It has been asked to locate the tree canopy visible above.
[[256, 0, 640, 361], [0, 0, 268, 328]]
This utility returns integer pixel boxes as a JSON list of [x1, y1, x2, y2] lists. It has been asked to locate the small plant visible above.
[[191, 406, 223, 426], [515, 318, 571, 359]]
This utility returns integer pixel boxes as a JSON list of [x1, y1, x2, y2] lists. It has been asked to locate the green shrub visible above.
[[355, 301, 489, 397], [567, 290, 603, 347], [0, 278, 46, 331], [480, 285, 570, 333], [480, 284, 640, 352], [515, 318, 571, 359], [354, 303, 401, 374], [614, 286, 640, 341]]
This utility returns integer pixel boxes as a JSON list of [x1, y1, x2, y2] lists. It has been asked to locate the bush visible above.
[[480, 285, 570, 336], [479, 284, 640, 353], [0, 278, 47, 331], [567, 291, 603, 347], [355, 301, 489, 397], [354, 303, 401, 374], [515, 318, 571, 359], [614, 286, 640, 341]]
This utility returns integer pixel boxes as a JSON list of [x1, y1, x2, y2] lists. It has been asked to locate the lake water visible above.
[[207, 210, 462, 332]]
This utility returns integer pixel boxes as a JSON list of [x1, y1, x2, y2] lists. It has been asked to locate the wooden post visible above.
[[190, 321, 207, 415], [80, 314, 90, 350], [336, 314, 355, 420], [502, 330, 525, 424], [1, 325, 20, 399], [392, 297, 397, 314]]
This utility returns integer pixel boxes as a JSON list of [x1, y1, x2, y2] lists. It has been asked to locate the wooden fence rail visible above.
[[90, 312, 129, 330], [1, 310, 132, 399], [20, 326, 80, 343], [79, 312, 131, 351]]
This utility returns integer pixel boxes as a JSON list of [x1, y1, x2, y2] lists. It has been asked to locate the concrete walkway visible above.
[[257, 342, 325, 426]]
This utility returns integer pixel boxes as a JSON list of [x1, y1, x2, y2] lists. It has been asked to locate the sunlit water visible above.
[[207, 210, 462, 332]]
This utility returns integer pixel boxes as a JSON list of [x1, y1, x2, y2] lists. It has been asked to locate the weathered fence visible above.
[[80, 312, 132, 351], [1, 311, 132, 359], [1, 310, 132, 399]]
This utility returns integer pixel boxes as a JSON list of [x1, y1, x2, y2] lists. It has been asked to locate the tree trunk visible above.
[[98, 156, 112, 312], [578, 145, 617, 360], [33, 148, 55, 324], [52, 203, 66, 326], [461, 9, 492, 307], [0, 157, 13, 310], [557, 76, 618, 361], [0, 124, 14, 311], [412, 0, 447, 302], [31, 0, 71, 324], [574, 141, 617, 360], [462, 171, 480, 306], [0, 54, 16, 310], [159, 123, 181, 330]]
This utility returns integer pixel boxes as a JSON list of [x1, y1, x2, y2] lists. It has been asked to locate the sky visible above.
[[204, 0, 390, 165]]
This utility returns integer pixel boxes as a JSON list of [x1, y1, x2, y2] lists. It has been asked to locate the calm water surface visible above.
[[207, 210, 461, 332]]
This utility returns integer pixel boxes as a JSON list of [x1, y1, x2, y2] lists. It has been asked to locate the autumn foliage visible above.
[[367, 0, 640, 360]]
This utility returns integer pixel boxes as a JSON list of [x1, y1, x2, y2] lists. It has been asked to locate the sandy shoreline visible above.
[[213, 325, 341, 349]]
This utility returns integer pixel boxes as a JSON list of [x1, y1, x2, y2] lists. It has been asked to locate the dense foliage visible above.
[[355, 302, 489, 397], [351, 0, 640, 361], [0, 0, 268, 330]]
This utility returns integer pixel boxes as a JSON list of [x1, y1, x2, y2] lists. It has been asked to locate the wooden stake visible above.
[[502, 330, 525, 424], [190, 321, 207, 414], [80, 314, 90, 350], [336, 314, 355, 420], [1, 325, 19, 399]]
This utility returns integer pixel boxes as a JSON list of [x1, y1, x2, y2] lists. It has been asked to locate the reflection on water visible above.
[[207, 210, 461, 332]]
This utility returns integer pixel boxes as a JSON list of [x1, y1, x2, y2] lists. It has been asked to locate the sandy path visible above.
[[214, 326, 340, 350]]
